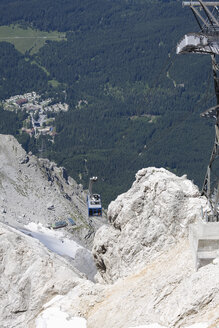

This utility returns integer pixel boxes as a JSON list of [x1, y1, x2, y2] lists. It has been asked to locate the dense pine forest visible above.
[[0, 0, 216, 205]]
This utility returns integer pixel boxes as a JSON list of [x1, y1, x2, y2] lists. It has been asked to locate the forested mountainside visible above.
[[0, 0, 216, 205]]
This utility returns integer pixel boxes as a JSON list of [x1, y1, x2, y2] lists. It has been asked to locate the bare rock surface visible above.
[[86, 240, 219, 328], [0, 222, 83, 328], [2, 141, 219, 328], [34, 240, 219, 328], [0, 134, 105, 248], [33, 168, 219, 328], [93, 167, 208, 283]]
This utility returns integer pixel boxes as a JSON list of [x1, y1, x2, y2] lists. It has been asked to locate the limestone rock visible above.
[[74, 247, 97, 281], [1, 163, 219, 328], [93, 167, 207, 283], [2, 136, 219, 328], [0, 222, 83, 328], [33, 240, 219, 328], [0, 134, 105, 248], [86, 241, 219, 328]]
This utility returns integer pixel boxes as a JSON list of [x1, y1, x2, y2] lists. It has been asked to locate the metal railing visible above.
[[183, 2, 219, 7]]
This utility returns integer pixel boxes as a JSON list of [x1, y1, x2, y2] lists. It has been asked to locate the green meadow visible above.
[[0, 25, 66, 54]]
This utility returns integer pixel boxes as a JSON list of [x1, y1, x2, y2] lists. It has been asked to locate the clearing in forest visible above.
[[0, 25, 66, 54]]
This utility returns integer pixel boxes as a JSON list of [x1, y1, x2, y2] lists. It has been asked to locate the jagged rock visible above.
[[19, 155, 29, 164], [0, 222, 83, 328], [47, 203, 55, 210], [32, 240, 219, 328], [74, 247, 98, 281], [1, 159, 219, 328], [0, 134, 105, 248], [213, 257, 219, 265], [62, 167, 69, 183], [86, 241, 219, 328], [93, 167, 208, 283]]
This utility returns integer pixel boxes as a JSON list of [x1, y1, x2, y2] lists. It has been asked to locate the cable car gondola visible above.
[[87, 176, 102, 217]]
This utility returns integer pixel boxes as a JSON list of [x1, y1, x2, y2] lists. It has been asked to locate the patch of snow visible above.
[[23, 222, 82, 258], [0, 222, 82, 328], [21, 222, 97, 280], [36, 308, 87, 328]]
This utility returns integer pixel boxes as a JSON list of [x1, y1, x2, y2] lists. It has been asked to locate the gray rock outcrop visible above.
[[38, 168, 219, 328], [34, 241, 219, 328], [93, 167, 207, 283], [2, 150, 219, 328], [0, 222, 83, 328], [0, 134, 105, 247]]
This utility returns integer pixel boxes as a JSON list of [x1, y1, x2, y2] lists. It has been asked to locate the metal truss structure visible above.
[[177, 1, 219, 221]]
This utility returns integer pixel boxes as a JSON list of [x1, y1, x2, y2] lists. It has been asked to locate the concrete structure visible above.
[[189, 220, 219, 270]]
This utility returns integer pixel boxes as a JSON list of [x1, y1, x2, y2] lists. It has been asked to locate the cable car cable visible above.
[[126, 62, 216, 170]]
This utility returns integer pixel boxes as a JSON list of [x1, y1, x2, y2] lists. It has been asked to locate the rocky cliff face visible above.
[[0, 134, 104, 247], [1, 136, 219, 328], [0, 134, 106, 327], [85, 241, 219, 328], [32, 234, 219, 327], [36, 168, 219, 328], [0, 222, 83, 328], [93, 167, 207, 283]]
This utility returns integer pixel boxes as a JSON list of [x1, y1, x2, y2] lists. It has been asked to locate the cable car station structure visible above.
[[177, 1, 219, 269]]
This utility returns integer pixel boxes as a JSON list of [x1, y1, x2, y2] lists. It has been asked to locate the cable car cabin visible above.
[[87, 193, 102, 217]]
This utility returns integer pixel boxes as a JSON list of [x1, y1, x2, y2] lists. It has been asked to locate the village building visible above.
[[16, 98, 28, 107]]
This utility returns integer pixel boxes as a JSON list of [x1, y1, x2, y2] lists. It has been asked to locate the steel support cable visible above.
[[126, 66, 215, 170], [126, 105, 205, 170], [146, 49, 177, 105], [211, 167, 219, 181], [123, 38, 215, 171], [138, 42, 176, 90], [142, 56, 214, 151], [202, 67, 215, 108], [146, 44, 212, 107], [191, 6, 204, 30]]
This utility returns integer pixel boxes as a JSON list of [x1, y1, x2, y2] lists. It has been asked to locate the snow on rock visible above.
[[93, 167, 207, 283], [22, 223, 97, 281], [0, 222, 84, 328], [33, 280, 109, 328], [36, 308, 87, 328], [23, 222, 83, 258]]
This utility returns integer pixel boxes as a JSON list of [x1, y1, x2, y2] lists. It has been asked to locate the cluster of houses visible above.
[[3, 92, 69, 137], [21, 126, 55, 137]]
